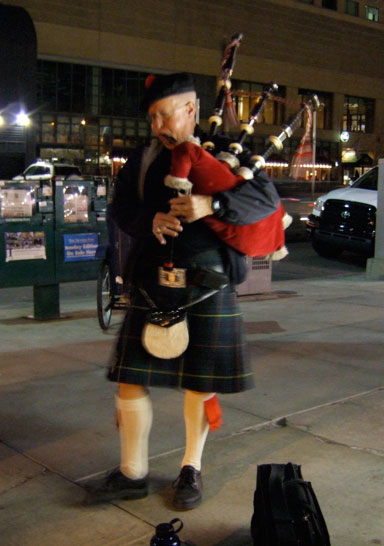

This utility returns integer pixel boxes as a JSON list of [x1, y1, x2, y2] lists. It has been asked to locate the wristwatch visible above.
[[211, 196, 223, 217]]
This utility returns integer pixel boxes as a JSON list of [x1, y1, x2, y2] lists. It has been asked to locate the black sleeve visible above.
[[111, 149, 154, 237], [212, 169, 281, 226]]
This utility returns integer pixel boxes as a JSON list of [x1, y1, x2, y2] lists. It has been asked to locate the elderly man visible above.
[[87, 73, 280, 510]]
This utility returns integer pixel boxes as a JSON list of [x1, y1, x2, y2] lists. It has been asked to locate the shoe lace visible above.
[[173, 466, 198, 489]]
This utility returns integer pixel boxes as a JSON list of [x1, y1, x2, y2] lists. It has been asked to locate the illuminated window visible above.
[[40, 115, 56, 144], [57, 116, 70, 144], [343, 95, 375, 133], [231, 80, 285, 126], [345, 0, 359, 16], [365, 5, 379, 20], [298, 89, 333, 130]]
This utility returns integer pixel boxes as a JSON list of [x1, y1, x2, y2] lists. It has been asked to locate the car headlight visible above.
[[313, 198, 325, 213]]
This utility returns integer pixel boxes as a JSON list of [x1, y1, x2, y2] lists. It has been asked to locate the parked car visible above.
[[12, 160, 82, 181], [307, 166, 378, 257]]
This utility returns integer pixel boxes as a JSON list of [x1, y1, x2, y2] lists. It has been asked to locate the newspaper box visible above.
[[0, 180, 55, 287], [54, 177, 108, 283]]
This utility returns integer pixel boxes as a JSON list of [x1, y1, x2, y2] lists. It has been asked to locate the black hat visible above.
[[142, 72, 195, 110]]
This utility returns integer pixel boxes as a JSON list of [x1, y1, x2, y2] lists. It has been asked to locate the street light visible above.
[[16, 111, 31, 127], [340, 131, 350, 143]]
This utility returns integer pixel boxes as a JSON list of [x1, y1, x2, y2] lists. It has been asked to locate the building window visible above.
[[100, 68, 147, 117], [365, 5, 379, 20], [231, 80, 285, 126], [343, 95, 374, 133], [39, 115, 56, 144], [298, 89, 333, 130], [322, 0, 337, 9], [37, 61, 92, 114], [192, 74, 216, 121], [345, 0, 359, 16]]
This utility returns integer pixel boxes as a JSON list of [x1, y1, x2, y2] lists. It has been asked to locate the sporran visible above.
[[142, 309, 189, 359]]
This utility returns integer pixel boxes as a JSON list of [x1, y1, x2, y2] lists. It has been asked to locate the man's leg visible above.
[[117, 383, 153, 479], [85, 383, 152, 503], [173, 389, 215, 510]]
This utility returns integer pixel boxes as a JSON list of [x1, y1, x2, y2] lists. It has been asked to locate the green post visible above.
[[33, 284, 60, 320]]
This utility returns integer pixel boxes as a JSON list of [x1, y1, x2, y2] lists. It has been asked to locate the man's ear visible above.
[[186, 101, 196, 117]]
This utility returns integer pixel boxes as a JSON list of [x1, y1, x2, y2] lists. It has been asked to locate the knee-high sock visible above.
[[181, 390, 215, 471], [116, 393, 153, 479]]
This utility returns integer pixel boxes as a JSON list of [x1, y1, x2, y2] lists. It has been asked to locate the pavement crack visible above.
[[0, 466, 47, 495]]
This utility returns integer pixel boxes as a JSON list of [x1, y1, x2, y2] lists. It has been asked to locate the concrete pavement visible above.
[[1, 262, 384, 545]]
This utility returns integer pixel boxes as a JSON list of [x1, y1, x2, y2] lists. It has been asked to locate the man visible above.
[[87, 73, 280, 510]]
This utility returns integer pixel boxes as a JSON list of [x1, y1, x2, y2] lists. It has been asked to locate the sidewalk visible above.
[[1, 271, 384, 546]]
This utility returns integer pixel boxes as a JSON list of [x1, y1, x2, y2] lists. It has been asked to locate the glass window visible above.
[[365, 5, 379, 20], [343, 95, 375, 133], [354, 167, 377, 190], [298, 89, 333, 130], [37, 61, 57, 110], [63, 185, 89, 223], [25, 166, 50, 176], [138, 120, 149, 137], [71, 64, 88, 113], [41, 115, 56, 143], [100, 68, 147, 117], [57, 116, 70, 144], [231, 80, 284, 126], [322, 0, 337, 9], [112, 119, 123, 137], [100, 68, 114, 115], [84, 123, 98, 146], [192, 74, 217, 121], [345, 0, 359, 15], [56, 63, 72, 112], [70, 117, 82, 145], [125, 120, 136, 136]]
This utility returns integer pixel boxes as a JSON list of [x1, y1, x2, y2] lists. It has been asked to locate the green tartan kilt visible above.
[[107, 281, 254, 394]]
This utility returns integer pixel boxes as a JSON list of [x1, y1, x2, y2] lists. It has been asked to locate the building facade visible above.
[[1, 0, 384, 181]]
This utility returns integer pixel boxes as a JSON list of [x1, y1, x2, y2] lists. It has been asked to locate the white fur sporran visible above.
[[141, 311, 189, 359]]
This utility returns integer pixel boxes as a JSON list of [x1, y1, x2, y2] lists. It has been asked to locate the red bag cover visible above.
[[169, 141, 286, 257]]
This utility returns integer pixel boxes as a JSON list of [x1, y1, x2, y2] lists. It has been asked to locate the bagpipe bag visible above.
[[166, 140, 287, 258]]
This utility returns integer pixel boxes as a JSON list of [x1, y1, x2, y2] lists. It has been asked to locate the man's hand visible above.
[[152, 212, 183, 245], [169, 194, 213, 223]]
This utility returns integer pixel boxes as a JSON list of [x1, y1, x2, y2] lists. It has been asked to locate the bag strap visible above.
[[284, 463, 331, 546], [139, 286, 219, 313], [268, 464, 298, 546]]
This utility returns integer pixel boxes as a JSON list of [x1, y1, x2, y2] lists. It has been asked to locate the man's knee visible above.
[[118, 383, 148, 400]]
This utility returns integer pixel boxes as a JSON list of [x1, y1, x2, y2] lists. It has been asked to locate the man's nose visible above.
[[151, 116, 163, 132]]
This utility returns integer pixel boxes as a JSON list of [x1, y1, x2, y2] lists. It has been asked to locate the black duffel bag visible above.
[[250, 462, 331, 546]]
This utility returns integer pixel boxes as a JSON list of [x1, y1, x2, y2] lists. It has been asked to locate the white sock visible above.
[[116, 393, 153, 480], [181, 390, 215, 472]]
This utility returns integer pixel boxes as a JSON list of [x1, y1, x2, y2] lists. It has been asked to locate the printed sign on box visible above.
[[63, 233, 99, 262], [5, 232, 46, 262]]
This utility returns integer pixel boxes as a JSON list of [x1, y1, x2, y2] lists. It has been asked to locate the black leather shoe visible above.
[[172, 465, 202, 510], [84, 469, 148, 504]]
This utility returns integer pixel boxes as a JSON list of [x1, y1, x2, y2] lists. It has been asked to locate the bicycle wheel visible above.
[[97, 260, 113, 330]]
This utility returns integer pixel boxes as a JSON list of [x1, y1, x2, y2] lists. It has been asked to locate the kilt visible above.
[[107, 251, 254, 393]]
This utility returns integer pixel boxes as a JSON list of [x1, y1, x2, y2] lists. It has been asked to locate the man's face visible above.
[[148, 92, 196, 149]]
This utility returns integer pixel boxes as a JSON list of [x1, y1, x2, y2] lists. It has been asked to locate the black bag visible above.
[[251, 463, 331, 546]]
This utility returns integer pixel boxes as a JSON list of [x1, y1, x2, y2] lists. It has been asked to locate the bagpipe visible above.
[[165, 34, 320, 258]]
